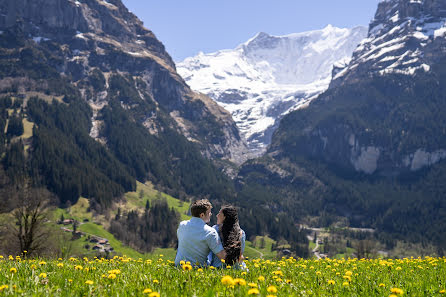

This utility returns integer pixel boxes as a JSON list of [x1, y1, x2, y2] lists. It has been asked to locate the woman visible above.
[[208, 205, 246, 268]]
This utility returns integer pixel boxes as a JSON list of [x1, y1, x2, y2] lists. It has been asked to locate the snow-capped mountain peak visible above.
[[332, 0, 446, 85], [177, 26, 367, 155]]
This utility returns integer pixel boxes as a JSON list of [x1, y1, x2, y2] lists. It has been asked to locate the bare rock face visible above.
[[332, 0, 446, 86], [0, 0, 248, 163]]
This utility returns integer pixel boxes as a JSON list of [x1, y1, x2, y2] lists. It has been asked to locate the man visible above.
[[175, 199, 226, 267]]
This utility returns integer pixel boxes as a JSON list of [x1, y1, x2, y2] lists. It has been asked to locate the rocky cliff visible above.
[[0, 0, 248, 163]]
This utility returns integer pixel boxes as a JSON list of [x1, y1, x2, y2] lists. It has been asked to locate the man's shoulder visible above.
[[204, 224, 218, 235], [178, 220, 190, 228]]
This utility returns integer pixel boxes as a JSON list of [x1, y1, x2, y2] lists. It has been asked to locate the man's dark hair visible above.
[[190, 199, 212, 217]]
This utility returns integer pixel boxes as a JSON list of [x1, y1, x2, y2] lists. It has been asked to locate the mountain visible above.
[[237, 0, 446, 251], [0, 0, 309, 257], [0, 0, 248, 208], [0, 0, 248, 163], [177, 25, 367, 155], [271, 0, 446, 176], [332, 0, 446, 85]]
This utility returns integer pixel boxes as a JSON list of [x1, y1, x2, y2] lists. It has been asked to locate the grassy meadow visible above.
[[0, 255, 445, 296]]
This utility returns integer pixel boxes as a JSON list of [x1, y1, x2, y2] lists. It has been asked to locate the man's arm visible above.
[[216, 249, 226, 260]]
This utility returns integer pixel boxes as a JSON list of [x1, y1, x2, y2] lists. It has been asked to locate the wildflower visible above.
[[241, 271, 247, 275], [69, 257, 76, 262], [343, 282, 349, 286], [379, 283, 386, 287], [390, 288, 404, 295], [57, 263, 64, 268], [343, 275, 351, 281], [258, 276, 265, 282], [316, 271, 321, 275], [328, 280, 335, 285], [209, 266, 215, 270], [197, 268, 203, 272], [182, 264, 192, 271], [143, 288, 152, 294], [68, 279, 73, 283], [10, 267, 17, 273], [248, 288, 260, 295], [221, 275, 235, 286], [248, 283, 257, 287], [108, 273, 116, 279], [234, 278, 246, 286], [30, 264, 37, 270], [85, 280, 94, 285], [39, 273, 47, 278], [267, 286, 278, 293], [149, 293, 160, 297], [39, 261, 46, 265], [179, 260, 185, 265], [389, 295, 398, 297], [153, 280, 159, 284], [439, 289, 446, 294], [74, 265, 83, 270], [266, 295, 277, 297], [345, 271, 353, 276]]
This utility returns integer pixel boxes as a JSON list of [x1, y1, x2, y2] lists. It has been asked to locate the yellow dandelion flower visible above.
[[439, 289, 446, 294], [248, 288, 260, 295], [197, 268, 203, 272], [379, 283, 386, 287], [30, 264, 37, 270], [248, 283, 257, 287], [69, 257, 76, 262], [10, 267, 17, 273], [153, 280, 159, 284], [345, 271, 353, 276], [209, 266, 215, 270], [39, 273, 47, 278], [179, 260, 185, 265], [221, 259, 225, 263], [390, 288, 404, 295], [39, 261, 46, 265], [389, 295, 398, 297], [74, 265, 83, 270], [148, 293, 160, 297], [343, 282, 349, 286], [258, 276, 265, 282], [221, 275, 234, 286], [234, 278, 246, 286], [241, 271, 247, 275], [143, 288, 152, 294], [57, 263, 64, 268], [267, 295, 277, 297], [85, 280, 93, 285], [182, 264, 192, 271], [267, 285, 278, 293], [108, 273, 116, 279], [68, 279, 73, 283], [316, 271, 321, 275], [328, 280, 335, 285]]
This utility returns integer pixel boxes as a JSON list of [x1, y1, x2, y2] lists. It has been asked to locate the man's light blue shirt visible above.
[[175, 217, 224, 267]]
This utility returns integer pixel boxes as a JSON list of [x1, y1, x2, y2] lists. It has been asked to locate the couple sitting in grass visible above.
[[174, 199, 246, 269]]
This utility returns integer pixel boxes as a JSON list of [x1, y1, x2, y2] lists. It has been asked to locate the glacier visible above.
[[177, 25, 367, 155]]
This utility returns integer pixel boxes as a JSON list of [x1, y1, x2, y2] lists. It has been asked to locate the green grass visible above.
[[78, 223, 144, 259], [21, 118, 34, 139], [123, 181, 191, 220]]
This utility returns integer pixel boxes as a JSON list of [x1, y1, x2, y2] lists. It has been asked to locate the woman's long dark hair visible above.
[[219, 205, 242, 265]]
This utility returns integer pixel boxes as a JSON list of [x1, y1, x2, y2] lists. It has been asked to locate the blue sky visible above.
[[122, 0, 380, 62]]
